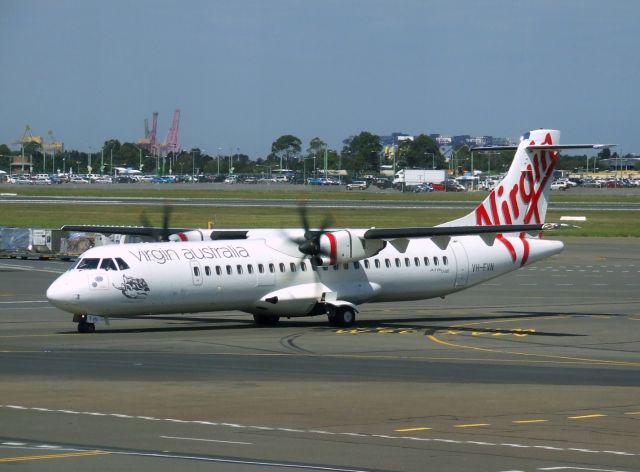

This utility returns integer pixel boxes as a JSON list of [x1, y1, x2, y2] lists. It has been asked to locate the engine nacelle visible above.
[[315, 230, 385, 266], [168, 230, 207, 242]]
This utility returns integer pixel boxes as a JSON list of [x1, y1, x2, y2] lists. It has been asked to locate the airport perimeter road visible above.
[[0, 238, 639, 472]]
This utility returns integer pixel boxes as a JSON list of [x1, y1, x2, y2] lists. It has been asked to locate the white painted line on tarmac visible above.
[[1, 404, 637, 460], [160, 435, 252, 445], [0, 300, 49, 304]]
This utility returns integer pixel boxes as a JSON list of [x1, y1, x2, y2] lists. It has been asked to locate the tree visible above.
[[271, 135, 302, 171], [401, 134, 443, 169], [342, 132, 381, 174], [119, 143, 141, 168], [307, 137, 326, 157], [0, 144, 13, 171]]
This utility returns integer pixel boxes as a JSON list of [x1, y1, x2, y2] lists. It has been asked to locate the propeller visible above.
[[139, 204, 174, 241], [292, 203, 334, 264]]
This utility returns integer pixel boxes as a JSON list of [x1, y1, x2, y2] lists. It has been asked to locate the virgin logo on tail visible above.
[[475, 132, 558, 266]]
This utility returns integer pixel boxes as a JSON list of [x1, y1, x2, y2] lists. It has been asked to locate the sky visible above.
[[1, 0, 638, 158]]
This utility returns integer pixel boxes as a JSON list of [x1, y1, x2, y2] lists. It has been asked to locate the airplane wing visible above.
[[60, 225, 249, 241], [61, 225, 193, 237]]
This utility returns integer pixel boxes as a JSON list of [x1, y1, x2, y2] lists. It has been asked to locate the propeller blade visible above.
[[161, 204, 173, 241]]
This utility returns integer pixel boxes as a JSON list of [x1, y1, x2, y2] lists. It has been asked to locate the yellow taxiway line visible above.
[[0, 450, 109, 463]]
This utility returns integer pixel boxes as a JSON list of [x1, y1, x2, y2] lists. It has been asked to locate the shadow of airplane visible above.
[[56, 310, 597, 337]]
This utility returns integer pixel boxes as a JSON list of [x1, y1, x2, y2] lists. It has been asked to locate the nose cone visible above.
[[46, 274, 78, 313]]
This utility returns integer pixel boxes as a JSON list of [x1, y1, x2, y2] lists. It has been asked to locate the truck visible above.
[[392, 169, 446, 189]]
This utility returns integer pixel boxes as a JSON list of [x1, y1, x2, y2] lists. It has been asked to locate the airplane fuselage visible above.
[[47, 232, 563, 321]]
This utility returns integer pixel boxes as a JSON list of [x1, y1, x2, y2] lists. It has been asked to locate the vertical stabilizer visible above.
[[440, 129, 560, 228]]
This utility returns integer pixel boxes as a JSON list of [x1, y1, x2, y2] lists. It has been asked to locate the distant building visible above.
[[599, 156, 640, 170], [345, 131, 515, 151]]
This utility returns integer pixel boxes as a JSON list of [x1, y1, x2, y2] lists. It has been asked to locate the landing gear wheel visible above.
[[253, 314, 280, 326], [77, 321, 95, 333], [328, 306, 356, 328]]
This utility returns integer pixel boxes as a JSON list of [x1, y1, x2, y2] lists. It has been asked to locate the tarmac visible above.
[[0, 237, 638, 472]]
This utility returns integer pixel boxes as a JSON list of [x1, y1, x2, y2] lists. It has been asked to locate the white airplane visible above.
[[46, 129, 609, 333]]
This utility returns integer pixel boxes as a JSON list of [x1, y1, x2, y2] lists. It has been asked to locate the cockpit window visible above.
[[68, 259, 81, 271], [100, 258, 118, 271], [77, 258, 100, 270], [115, 258, 129, 270]]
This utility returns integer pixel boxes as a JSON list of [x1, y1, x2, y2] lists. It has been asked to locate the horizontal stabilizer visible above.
[[364, 224, 543, 240], [472, 143, 615, 152]]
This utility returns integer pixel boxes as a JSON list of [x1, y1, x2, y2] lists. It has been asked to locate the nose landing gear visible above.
[[77, 320, 96, 333], [73, 314, 99, 333]]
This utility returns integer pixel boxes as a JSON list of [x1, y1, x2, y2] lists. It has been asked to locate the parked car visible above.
[[413, 183, 434, 193], [550, 180, 569, 190], [432, 180, 466, 192], [373, 178, 392, 189], [346, 181, 367, 190]]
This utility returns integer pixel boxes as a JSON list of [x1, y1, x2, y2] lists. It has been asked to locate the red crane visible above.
[[160, 109, 181, 156]]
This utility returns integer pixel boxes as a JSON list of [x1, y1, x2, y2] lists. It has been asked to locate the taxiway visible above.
[[0, 237, 638, 471]]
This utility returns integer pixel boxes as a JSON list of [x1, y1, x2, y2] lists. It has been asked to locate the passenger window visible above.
[[77, 258, 100, 270], [404, 258, 410, 267], [279, 263, 285, 273], [333, 265, 339, 270], [290, 262, 296, 272], [395, 258, 401, 268], [414, 257, 420, 267], [226, 265, 232, 275], [115, 258, 129, 270], [322, 266, 328, 271], [434, 257, 439, 266], [100, 258, 117, 271], [424, 257, 430, 266], [205, 266, 211, 276], [353, 261, 360, 270], [343, 263, 349, 270], [258, 263, 265, 274], [364, 260, 370, 269], [247, 264, 254, 274], [237, 264, 243, 274], [385, 259, 391, 268], [443, 256, 448, 266], [216, 266, 222, 276], [193, 266, 200, 277], [269, 263, 275, 273], [374, 259, 380, 268], [300, 262, 307, 272]]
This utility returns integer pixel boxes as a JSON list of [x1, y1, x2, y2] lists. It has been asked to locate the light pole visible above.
[[132, 144, 143, 172], [192, 149, 196, 180], [425, 152, 434, 170], [324, 146, 328, 179], [470, 150, 474, 190]]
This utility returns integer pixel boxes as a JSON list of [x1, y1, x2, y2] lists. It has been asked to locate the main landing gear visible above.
[[327, 306, 356, 328], [253, 314, 280, 326]]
